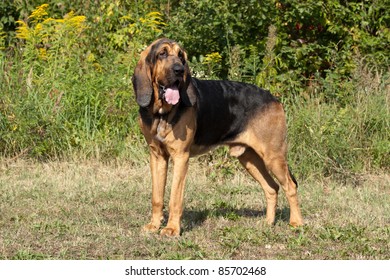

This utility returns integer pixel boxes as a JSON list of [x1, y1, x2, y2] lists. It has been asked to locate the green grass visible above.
[[0, 159, 388, 260]]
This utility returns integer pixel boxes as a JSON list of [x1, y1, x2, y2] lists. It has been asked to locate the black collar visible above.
[[158, 84, 166, 100]]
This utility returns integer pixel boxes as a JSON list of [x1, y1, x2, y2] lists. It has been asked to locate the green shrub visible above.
[[286, 63, 389, 177], [0, 4, 147, 160], [0, 1, 388, 177]]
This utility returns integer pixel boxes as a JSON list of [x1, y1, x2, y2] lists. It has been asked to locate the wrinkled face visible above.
[[147, 39, 188, 89], [133, 38, 196, 108]]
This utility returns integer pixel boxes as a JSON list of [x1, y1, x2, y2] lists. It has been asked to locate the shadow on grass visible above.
[[182, 206, 291, 232]]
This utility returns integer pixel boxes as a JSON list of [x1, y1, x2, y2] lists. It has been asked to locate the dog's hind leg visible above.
[[262, 154, 303, 227], [243, 102, 303, 227], [236, 147, 280, 225]]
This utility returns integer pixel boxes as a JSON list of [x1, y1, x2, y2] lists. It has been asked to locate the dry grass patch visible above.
[[0, 159, 389, 259]]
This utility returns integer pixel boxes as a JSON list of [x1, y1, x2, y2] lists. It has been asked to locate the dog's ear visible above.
[[132, 50, 153, 107], [180, 52, 198, 106]]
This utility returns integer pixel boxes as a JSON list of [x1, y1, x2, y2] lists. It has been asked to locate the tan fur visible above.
[[135, 39, 303, 237]]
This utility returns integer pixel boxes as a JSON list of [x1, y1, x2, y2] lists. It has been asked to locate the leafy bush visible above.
[[0, 1, 389, 176], [0, 4, 145, 160], [287, 60, 390, 176]]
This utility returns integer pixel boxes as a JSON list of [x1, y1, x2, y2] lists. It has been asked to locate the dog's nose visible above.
[[173, 64, 184, 76]]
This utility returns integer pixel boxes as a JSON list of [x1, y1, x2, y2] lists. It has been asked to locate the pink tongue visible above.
[[165, 86, 180, 105]]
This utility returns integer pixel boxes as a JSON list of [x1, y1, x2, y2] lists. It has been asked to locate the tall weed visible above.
[[0, 4, 146, 160], [0, 2, 388, 177], [286, 62, 389, 178]]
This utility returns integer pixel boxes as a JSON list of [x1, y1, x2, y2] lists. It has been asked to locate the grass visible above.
[[0, 159, 388, 260]]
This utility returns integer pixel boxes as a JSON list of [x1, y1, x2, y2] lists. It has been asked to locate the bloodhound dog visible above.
[[132, 38, 303, 236]]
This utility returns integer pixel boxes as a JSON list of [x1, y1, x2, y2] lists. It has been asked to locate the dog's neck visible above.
[[152, 83, 174, 115], [144, 83, 183, 141]]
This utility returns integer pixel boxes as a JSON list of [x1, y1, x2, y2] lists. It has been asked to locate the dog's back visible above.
[[192, 78, 279, 146]]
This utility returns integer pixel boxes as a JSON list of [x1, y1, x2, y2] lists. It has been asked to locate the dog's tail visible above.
[[288, 166, 298, 189]]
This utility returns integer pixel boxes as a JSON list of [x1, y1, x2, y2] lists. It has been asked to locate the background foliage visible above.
[[0, 0, 389, 177]]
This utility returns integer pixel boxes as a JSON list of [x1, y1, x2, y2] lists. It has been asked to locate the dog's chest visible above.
[[155, 117, 171, 142]]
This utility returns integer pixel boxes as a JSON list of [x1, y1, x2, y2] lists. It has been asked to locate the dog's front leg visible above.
[[143, 145, 169, 233], [160, 153, 189, 237]]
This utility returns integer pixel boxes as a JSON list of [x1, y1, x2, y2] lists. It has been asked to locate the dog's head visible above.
[[132, 38, 197, 108]]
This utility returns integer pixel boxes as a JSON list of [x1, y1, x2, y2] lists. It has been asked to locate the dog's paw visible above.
[[143, 223, 160, 233], [289, 219, 304, 228], [160, 227, 180, 237]]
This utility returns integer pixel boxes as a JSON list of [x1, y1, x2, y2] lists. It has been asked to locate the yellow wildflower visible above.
[[43, 17, 55, 24], [28, 4, 49, 23], [35, 23, 43, 34], [203, 52, 223, 64], [68, 15, 86, 29], [63, 11, 86, 31], [16, 20, 30, 40], [86, 53, 95, 63], [38, 48, 47, 60]]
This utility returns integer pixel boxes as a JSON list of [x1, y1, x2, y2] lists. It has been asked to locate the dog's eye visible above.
[[159, 50, 168, 58], [178, 51, 185, 64]]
